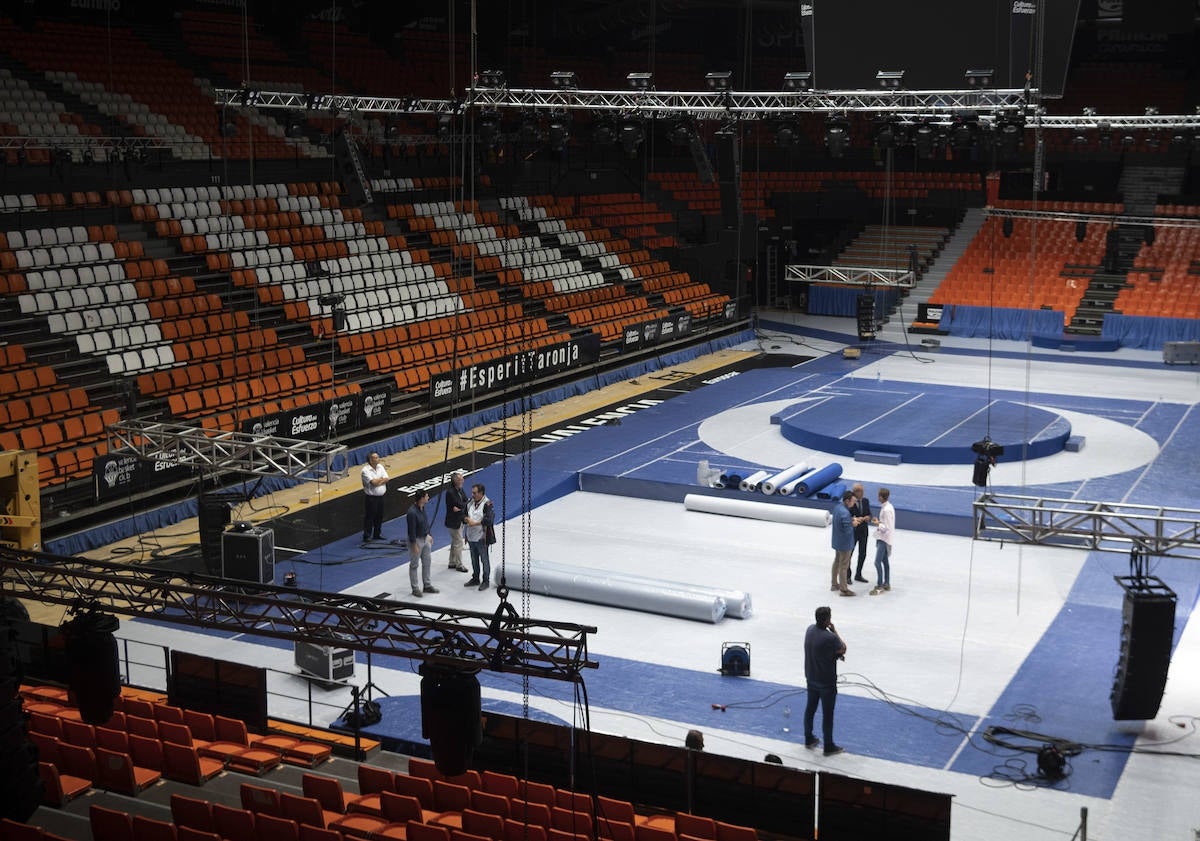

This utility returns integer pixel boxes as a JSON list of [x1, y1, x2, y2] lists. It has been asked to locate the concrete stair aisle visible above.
[[875, 207, 987, 342]]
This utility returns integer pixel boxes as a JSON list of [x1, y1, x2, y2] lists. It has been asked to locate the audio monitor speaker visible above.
[[1110, 586, 1175, 720], [222, 526, 275, 584]]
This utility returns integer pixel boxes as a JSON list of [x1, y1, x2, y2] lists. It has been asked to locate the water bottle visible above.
[[782, 706, 791, 733]]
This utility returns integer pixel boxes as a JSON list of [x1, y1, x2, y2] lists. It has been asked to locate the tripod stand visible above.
[[336, 648, 389, 760]]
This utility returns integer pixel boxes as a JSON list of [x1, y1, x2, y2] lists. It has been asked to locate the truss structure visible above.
[[785, 265, 915, 288], [973, 493, 1200, 560], [214, 86, 1200, 129], [987, 208, 1200, 228], [0, 136, 175, 151], [107, 420, 348, 483], [0, 549, 597, 682]]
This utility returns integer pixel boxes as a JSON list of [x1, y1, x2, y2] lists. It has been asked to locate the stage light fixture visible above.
[[593, 122, 617, 145], [547, 118, 570, 151], [774, 122, 798, 148], [476, 115, 500, 148], [951, 117, 976, 152], [519, 115, 542, 145], [1144, 106, 1159, 116], [705, 71, 732, 91], [1097, 121, 1113, 150], [437, 113, 453, 137], [914, 123, 935, 159], [964, 68, 994, 87], [669, 120, 694, 146], [550, 70, 578, 90], [824, 115, 849, 158], [875, 70, 905, 88], [783, 71, 812, 91], [619, 121, 645, 155], [997, 118, 1024, 156], [238, 86, 260, 107], [626, 72, 654, 90], [874, 119, 900, 150], [477, 69, 506, 89]]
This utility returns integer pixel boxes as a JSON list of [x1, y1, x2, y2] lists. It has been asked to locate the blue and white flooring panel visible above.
[[116, 326, 1200, 841]]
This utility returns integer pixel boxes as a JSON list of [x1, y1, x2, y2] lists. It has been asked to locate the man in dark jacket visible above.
[[444, 472, 469, 573], [851, 483, 872, 583]]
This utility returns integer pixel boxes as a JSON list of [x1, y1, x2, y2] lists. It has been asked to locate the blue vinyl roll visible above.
[[796, 462, 843, 496], [815, 480, 846, 500], [778, 467, 817, 496]]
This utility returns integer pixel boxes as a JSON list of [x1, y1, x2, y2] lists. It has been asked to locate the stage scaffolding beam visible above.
[[973, 493, 1200, 561], [106, 420, 349, 483], [0, 549, 597, 683], [784, 265, 916, 287]]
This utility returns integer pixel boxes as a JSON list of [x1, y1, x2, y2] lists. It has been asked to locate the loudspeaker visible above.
[[1110, 590, 1175, 720], [420, 664, 482, 776], [1002, 216, 1013, 238], [198, 494, 236, 575], [856, 294, 876, 340], [222, 527, 275, 584], [61, 610, 120, 725], [715, 129, 741, 230]]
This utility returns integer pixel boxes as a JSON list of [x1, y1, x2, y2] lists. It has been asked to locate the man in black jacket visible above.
[[851, 483, 872, 583], [444, 471, 469, 572]]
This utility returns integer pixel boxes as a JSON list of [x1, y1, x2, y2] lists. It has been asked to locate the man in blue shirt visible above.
[[804, 605, 847, 756], [831, 489, 858, 595]]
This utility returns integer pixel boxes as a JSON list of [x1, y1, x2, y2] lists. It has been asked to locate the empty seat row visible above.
[[75, 322, 164, 353], [0, 239, 142, 270], [18, 281, 139, 314], [136, 346, 307, 397], [0, 223, 116, 250], [340, 297, 463, 333], [0, 386, 90, 428], [21, 259, 132, 291]]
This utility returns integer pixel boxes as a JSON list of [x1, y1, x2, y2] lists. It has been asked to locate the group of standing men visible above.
[[360, 454, 495, 599], [830, 483, 894, 596]]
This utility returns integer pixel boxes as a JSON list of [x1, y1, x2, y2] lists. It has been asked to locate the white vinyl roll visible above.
[[739, 470, 770, 492], [498, 560, 727, 623], [684, 493, 832, 528], [760, 460, 811, 495], [778, 467, 816, 496]]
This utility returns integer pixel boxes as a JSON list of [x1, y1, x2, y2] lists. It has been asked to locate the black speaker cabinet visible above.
[[1110, 584, 1175, 720], [221, 527, 275, 584]]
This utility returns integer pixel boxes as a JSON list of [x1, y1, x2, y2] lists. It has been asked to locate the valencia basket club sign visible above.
[[430, 335, 601, 407]]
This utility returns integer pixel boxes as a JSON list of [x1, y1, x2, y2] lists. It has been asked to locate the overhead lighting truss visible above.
[[212, 86, 1200, 129], [0, 548, 598, 682]]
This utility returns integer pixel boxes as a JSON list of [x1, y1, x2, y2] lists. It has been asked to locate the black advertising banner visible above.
[[622, 326, 643, 353], [430, 334, 602, 407], [357, 386, 392, 429], [94, 451, 190, 503], [724, 300, 738, 321]]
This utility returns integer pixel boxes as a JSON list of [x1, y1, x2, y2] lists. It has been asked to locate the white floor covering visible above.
[[114, 316, 1200, 841]]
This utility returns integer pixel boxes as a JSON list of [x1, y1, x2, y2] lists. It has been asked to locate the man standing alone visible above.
[[444, 472, 469, 573], [831, 490, 857, 595], [361, 452, 388, 543], [406, 490, 438, 598], [803, 606, 847, 756]]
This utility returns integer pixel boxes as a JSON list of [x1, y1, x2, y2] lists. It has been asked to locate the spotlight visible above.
[[1097, 121, 1113, 150], [1082, 106, 1097, 117], [476, 114, 500, 148], [519, 115, 542, 145], [705, 71, 732, 91], [619, 121, 644, 155], [593, 122, 617, 145], [669, 120, 694, 146], [997, 118, 1024, 156], [914, 122, 936, 159], [1144, 105, 1159, 116], [876, 70, 905, 88], [437, 113, 453, 138], [477, 69, 506, 89], [874, 119, 902, 150], [303, 92, 328, 111], [951, 117, 976, 151], [238, 86, 260, 107], [824, 116, 849, 158], [782, 71, 812, 91], [964, 68, 994, 88], [774, 122, 798, 147], [547, 119, 570, 151], [626, 72, 654, 90], [550, 70, 578, 90]]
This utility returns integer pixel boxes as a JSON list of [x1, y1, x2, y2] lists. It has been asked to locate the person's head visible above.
[[413, 490, 429, 506], [471, 483, 486, 500], [852, 483, 864, 499], [685, 729, 704, 751], [367, 452, 380, 467], [452, 472, 464, 489], [842, 489, 855, 508], [877, 487, 890, 503], [815, 606, 832, 628]]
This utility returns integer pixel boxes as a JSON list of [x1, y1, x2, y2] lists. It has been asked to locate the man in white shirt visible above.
[[869, 487, 895, 594], [361, 452, 388, 542]]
